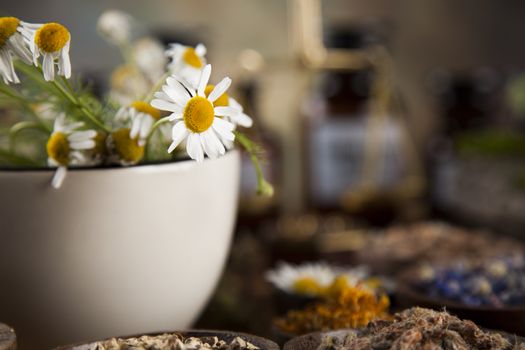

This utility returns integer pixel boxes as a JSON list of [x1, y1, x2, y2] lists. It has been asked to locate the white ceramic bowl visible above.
[[0, 150, 240, 349]]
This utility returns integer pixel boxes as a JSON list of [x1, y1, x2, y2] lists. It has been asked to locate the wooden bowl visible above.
[[396, 268, 525, 335], [55, 330, 279, 350]]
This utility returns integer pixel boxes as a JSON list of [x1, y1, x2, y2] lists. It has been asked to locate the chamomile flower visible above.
[[97, 10, 133, 46], [151, 64, 237, 162], [19, 21, 71, 81], [115, 101, 162, 146], [265, 262, 368, 296], [203, 84, 253, 149], [0, 17, 32, 84], [110, 64, 149, 105], [165, 43, 206, 88], [133, 37, 167, 82], [204, 85, 253, 128], [46, 114, 98, 188], [107, 128, 145, 166]]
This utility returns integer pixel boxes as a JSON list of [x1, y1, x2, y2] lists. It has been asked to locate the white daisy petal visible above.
[[154, 91, 170, 100], [68, 130, 96, 142], [70, 140, 96, 150], [166, 77, 192, 98], [51, 166, 67, 189], [214, 106, 239, 118], [197, 64, 212, 97], [139, 115, 153, 139], [130, 114, 142, 139], [186, 133, 198, 160], [168, 112, 183, 121], [42, 53, 54, 81], [228, 97, 244, 112], [213, 116, 235, 131], [200, 130, 219, 159], [193, 134, 204, 162], [206, 129, 226, 156], [208, 77, 232, 102], [214, 128, 235, 142], [162, 85, 189, 106], [231, 112, 253, 128], [168, 121, 188, 153], [7, 34, 32, 64], [195, 43, 207, 57], [177, 77, 196, 97], [59, 41, 71, 78], [151, 98, 184, 112]]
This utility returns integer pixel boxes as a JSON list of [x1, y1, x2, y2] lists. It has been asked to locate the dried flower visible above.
[[151, 64, 237, 162], [0, 16, 32, 83], [275, 284, 390, 335], [318, 307, 524, 350], [19, 21, 71, 81], [97, 10, 133, 46], [91, 333, 260, 350]]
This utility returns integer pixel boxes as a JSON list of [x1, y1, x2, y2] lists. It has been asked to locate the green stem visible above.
[[9, 121, 50, 151], [15, 61, 110, 132], [53, 77, 110, 132], [0, 81, 52, 132], [0, 148, 40, 167], [234, 130, 274, 197]]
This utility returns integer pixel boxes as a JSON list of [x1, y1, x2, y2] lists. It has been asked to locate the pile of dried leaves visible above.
[[317, 308, 524, 350], [88, 333, 259, 350]]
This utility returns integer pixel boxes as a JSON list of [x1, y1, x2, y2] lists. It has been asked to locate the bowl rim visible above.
[[0, 149, 239, 173], [54, 329, 280, 350]]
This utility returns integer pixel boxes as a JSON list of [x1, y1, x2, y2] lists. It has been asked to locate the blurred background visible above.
[[3, 0, 525, 341]]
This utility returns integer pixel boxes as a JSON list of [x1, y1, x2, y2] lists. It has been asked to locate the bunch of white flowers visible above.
[[0, 12, 272, 196]]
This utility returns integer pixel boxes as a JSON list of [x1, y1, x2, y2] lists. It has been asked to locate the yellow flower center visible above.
[[0, 17, 20, 47], [93, 132, 107, 156], [292, 277, 324, 296], [111, 128, 144, 164], [110, 65, 135, 89], [326, 276, 350, 297], [182, 47, 203, 68], [183, 96, 214, 133], [34, 22, 70, 53], [131, 101, 161, 120], [46, 132, 70, 166], [204, 84, 229, 107]]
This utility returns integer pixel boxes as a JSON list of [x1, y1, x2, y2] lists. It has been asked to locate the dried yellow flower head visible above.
[[111, 128, 144, 164], [47, 132, 70, 166], [0, 17, 20, 47], [35, 22, 70, 53], [275, 284, 390, 334], [182, 47, 203, 68], [93, 132, 107, 156], [292, 277, 324, 296], [131, 101, 161, 120]]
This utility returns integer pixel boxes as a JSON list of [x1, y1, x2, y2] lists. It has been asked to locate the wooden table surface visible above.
[[0, 324, 15, 350]]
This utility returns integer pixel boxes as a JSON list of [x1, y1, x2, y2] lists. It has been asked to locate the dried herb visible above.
[[90, 333, 259, 350], [317, 307, 525, 350], [275, 284, 389, 335]]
